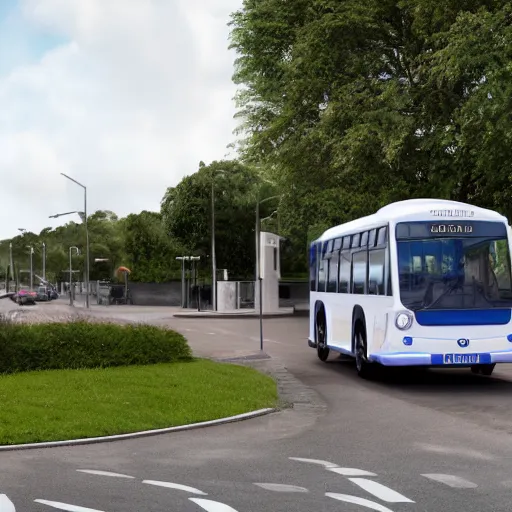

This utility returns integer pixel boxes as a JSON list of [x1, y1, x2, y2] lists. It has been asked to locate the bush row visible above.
[[0, 319, 192, 374]]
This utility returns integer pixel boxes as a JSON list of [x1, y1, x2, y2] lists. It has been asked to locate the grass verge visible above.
[[0, 359, 278, 445]]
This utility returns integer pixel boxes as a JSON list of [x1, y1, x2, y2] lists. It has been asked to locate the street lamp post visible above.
[[60, 173, 90, 309], [69, 246, 80, 306], [211, 179, 217, 311], [42, 242, 46, 281], [8, 242, 13, 281], [27, 246, 34, 290], [254, 194, 281, 353]]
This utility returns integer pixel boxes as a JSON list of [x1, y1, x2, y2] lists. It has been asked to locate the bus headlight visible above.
[[395, 311, 413, 331]]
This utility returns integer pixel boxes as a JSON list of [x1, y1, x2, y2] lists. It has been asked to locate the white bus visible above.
[[308, 198, 512, 378]]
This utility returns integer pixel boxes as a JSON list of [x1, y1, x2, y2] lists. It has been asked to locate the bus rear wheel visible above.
[[355, 329, 374, 379], [316, 313, 330, 362]]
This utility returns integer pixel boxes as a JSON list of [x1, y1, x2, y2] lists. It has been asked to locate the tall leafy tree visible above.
[[161, 160, 277, 279], [229, 0, 511, 254]]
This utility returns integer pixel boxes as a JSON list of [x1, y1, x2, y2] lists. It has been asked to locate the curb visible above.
[[0, 408, 277, 452], [173, 312, 298, 319]]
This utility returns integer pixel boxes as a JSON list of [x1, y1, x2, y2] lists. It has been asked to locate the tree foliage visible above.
[[229, 0, 512, 266], [161, 160, 278, 279]]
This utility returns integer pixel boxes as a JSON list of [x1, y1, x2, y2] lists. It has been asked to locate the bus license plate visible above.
[[444, 354, 479, 365]]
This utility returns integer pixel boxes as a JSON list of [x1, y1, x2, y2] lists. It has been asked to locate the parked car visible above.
[[12, 289, 37, 305], [35, 286, 49, 302]]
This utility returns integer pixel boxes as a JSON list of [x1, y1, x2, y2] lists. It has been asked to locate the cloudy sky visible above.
[[0, 0, 242, 239]]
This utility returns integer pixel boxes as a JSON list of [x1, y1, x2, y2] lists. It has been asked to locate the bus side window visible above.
[[326, 242, 339, 293], [369, 249, 385, 295], [317, 242, 327, 292], [338, 237, 351, 293], [352, 250, 367, 294], [377, 226, 388, 246], [309, 243, 317, 291]]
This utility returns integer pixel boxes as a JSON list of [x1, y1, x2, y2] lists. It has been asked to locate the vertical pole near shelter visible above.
[[211, 179, 217, 311], [69, 247, 74, 307], [29, 246, 33, 290], [84, 187, 90, 308], [42, 242, 46, 281]]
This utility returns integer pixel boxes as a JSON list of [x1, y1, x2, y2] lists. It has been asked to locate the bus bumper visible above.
[[369, 350, 512, 367]]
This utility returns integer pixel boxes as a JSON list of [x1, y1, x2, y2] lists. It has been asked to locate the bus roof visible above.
[[317, 198, 508, 242]]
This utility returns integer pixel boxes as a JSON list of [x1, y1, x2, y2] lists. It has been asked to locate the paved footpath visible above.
[[2, 304, 512, 511]]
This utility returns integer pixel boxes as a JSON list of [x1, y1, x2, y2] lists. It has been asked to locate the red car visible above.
[[11, 289, 37, 305]]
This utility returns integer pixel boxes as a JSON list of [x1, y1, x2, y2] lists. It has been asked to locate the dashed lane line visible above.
[[348, 478, 414, 503], [76, 470, 135, 479], [189, 498, 240, 512], [0, 494, 15, 512], [34, 500, 106, 512], [326, 493, 395, 512], [288, 457, 339, 468], [142, 480, 208, 495], [421, 474, 478, 489], [327, 467, 378, 477], [253, 483, 309, 493]]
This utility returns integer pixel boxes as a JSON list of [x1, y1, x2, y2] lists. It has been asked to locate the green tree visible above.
[[161, 160, 277, 279], [124, 211, 183, 282], [229, 0, 511, 261]]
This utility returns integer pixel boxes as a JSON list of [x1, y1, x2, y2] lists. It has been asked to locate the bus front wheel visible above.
[[355, 329, 374, 379], [316, 312, 330, 362]]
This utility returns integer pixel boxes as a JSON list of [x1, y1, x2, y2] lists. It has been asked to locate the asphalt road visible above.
[[2, 306, 512, 511]]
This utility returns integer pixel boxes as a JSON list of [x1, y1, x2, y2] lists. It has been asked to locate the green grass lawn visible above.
[[0, 360, 278, 445]]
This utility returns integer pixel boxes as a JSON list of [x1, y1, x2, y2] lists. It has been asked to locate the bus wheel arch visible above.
[[315, 302, 330, 362]]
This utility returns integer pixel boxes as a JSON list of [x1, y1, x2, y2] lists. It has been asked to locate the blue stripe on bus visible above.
[[415, 309, 511, 326]]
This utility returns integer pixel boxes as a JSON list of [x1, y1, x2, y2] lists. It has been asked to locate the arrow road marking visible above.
[[189, 498, 240, 512], [142, 480, 207, 495], [34, 500, 106, 512], [254, 483, 309, 493], [326, 493, 395, 512], [327, 467, 377, 477], [0, 494, 15, 512], [348, 478, 414, 503], [76, 470, 135, 479], [421, 474, 477, 488], [288, 457, 339, 468]]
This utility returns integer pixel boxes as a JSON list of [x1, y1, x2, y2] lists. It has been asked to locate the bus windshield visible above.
[[396, 222, 512, 311]]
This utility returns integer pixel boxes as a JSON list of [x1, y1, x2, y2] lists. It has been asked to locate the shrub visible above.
[[0, 319, 192, 374]]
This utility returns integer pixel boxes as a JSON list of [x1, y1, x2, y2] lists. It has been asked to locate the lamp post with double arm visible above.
[[59, 173, 90, 309]]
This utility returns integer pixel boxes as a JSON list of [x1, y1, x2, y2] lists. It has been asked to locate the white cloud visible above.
[[0, 0, 241, 238]]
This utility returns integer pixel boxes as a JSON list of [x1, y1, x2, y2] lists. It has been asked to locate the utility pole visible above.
[[211, 180, 217, 311], [27, 246, 34, 290], [69, 246, 79, 306], [60, 173, 90, 308], [42, 242, 46, 281]]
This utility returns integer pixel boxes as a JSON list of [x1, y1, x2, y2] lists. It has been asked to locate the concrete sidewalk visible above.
[[173, 307, 296, 318]]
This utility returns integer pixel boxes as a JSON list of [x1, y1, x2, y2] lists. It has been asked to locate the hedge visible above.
[[0, 319, 192, 374]]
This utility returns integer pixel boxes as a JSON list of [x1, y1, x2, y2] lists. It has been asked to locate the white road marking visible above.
[[76, 470, 135, 479], [348, 478, 414, 503], [208, 333, 216, 335], [326, 493, 395, 512], [289, 457, 339, 468], [34, 500, 105, 512], [189, 498, 240, 512], [0, 494, 15, 511], [421, 474, 477, 488], [328, 467, 377, 477], [415, 443, 493, 461], [254, 483, 309, 493], [142, 480, 207, 495]]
